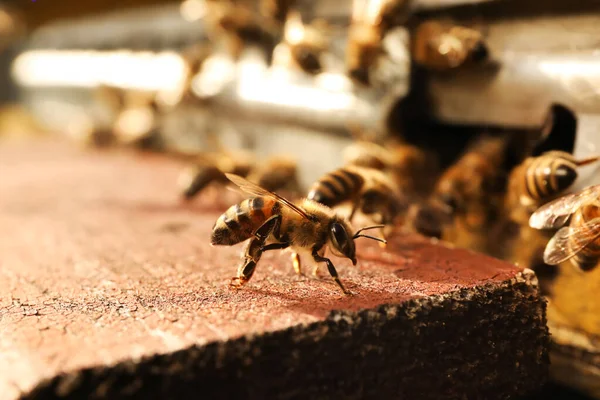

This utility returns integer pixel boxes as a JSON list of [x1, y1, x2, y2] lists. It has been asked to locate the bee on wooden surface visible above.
[[411, 20, 488, 71], [530, 184, 600, 271], [179, 153, 300, 200], [307, 165, 408, 235], [506, 151, 600, 222], [179, 151, 256, 200], [342, 140, 437, 196], [211, 174, 386, 294], [346, 0, 411, 84], [246, 155, 300, 194]]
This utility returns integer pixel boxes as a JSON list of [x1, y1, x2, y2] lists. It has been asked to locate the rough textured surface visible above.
[[0, 139, 549, 399]]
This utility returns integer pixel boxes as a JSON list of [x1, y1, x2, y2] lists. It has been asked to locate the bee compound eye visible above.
[[331, 223, 349, 246]]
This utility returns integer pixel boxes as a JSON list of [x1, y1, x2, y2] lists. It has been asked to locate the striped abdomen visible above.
[[307, 168, 364, 207], [569, 205, 600, 271], [211, 196, 281, 245], [570, 241, 600, 271], [525, 153, 577, 201]]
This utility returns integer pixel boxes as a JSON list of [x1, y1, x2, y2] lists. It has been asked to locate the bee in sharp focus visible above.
[[346, 0, 411, 84], [411, 20, 488, 71], [530, 184, 600, 271], [506, 151, 600, 221], [211, 174, 386, 294], [307, 166, 408, 238]]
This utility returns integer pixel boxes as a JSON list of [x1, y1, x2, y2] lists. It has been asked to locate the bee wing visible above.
[[529, 186, 600, 230], [543, 217, 600, 265], [225, 173, 311, 220]]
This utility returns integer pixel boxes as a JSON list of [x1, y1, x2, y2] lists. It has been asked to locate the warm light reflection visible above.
[[285, 12, 305, 45], [365, 0, 385, 25], [114, 107, 155, 143], [12, 50, 187, 92], [237, 61, 354, 111], [180, 0, 206, 22], [539, 59, 600, 100], [353, 0, 384, 25], [190, 54, 236, 97]]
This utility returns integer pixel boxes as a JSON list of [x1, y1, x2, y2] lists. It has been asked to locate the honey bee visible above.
[[429, 135, 509, 251], [307, 166, 408, 232], [179, 151, 256, 200], [346, 0, 411, 84], [411, 20, 488, 71], [431, 135, 507, 225], [277, 11, 329, 74], [506, 151, 600, 222], [211, 174, 386, 294], [530, 184, 600, 271], [204, 0, 279, 60], [179, 152, 300, 200], [342, 140, 437, 196]]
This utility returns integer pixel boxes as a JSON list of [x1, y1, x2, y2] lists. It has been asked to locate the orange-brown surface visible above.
[[0, 139, 524, 399]]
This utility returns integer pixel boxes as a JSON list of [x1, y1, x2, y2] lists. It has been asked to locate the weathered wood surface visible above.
[[0, 139, 548, 399]]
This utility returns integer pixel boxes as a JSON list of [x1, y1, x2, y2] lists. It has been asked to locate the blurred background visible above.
[[3, 0, 600, 398]]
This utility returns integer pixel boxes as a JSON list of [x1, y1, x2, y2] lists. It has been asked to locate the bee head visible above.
[[328, 219, 357, 265], [328, 218, 388, 265]]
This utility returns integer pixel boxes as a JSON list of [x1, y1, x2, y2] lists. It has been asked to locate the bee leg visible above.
[[230, 215, 282, 289], [348, 197, 361, 222], [230, 239, 261, 289], [378, 214, 389, 248], [312, 249, 350, 295], [291, 252, 303, 275]]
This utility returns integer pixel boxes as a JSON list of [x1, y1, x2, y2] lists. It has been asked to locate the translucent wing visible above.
[[529, 185, 600, 230], [543, 217, 600, 265], [225, 173, 310, 220]]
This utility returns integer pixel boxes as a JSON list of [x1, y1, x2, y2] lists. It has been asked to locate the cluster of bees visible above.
[[200, 0, 489, 81], [183, 131, 600, 295], [79, 0, 600, 294], [78, 0, 491, 150]]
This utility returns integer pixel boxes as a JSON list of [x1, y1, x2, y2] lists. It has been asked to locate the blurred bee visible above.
[[346, 0, 411, 84], [179, 151, 256, 200], [204, 0, 279, 60], [274, 11, 329, 74], [179, 152, 300, 200], [211, 174, 386, 294], [411, 20, 488, 71], [428, 134, 509, 251], [506, 151, 600, 222], [342, 140, 438, 196], [260, 0, 296, 25], [307, 166, 408, 237], [530, 184, 600, 271]]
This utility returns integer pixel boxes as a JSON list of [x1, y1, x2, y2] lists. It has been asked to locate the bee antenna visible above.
[[353, 224, 385, 238], [353, 234, 387, 244], [576, 155, 600, 167]]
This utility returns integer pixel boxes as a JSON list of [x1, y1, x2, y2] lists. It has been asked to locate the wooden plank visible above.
[[0, 139, 549, 399]]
